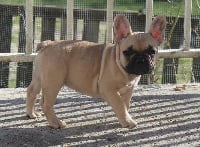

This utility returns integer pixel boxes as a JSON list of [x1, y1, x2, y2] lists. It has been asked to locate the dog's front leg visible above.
[[118, 84, 134, 110], [104, 91, 137, 128]]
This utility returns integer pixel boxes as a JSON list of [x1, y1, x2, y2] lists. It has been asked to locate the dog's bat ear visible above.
[[149, 16, 166, 44], [113, 15, 132, 43]]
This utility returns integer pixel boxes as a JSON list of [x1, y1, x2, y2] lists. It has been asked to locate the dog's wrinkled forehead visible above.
[[120, 32, 158, 52]]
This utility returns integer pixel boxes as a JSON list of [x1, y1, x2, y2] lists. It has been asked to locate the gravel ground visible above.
[[0, 84, 200, 147]]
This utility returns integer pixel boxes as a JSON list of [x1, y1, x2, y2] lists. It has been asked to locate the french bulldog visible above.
[[26, 15, 166, 128]]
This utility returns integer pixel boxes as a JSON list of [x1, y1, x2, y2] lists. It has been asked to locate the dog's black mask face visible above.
[[123, 45, 156, 75]]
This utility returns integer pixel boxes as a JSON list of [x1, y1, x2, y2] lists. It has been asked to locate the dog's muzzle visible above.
[[125, 54, 155, 75]]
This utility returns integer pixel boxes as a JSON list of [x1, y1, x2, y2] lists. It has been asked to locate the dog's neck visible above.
[[116, 44, 135, 77], [115, 44, 128, 76]]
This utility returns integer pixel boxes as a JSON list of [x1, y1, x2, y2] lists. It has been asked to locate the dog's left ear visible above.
[[149, 16, 166, 44]]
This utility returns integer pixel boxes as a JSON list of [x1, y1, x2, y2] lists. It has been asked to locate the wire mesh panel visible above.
[[152, 0, 199, 84], [114, 0, 146, 32], [16, 2, 33, 87], [191, 0, 200, 82], [0, 0, 200, 88], [0, 0, 29, 88], [0, 5, 12, 87], [34, 0, 67, 50], [154, 0, 183, 84], [74, 0, 107, 43]]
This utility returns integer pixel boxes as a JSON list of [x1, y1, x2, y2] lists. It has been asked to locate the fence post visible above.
[[145, 0, 153, 33], [25, 0, 33, 54], [67, 0, 74, 40], [16, 6, 33, 87], [106, 0, 113, 44], [16, 3, 33, 87], [183, 0, 192, 51]]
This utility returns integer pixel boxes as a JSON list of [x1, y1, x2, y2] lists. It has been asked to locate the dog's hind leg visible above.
[[40, 76, 66, 129], [41, 86, 66, 128], [26, 77, 42, 119]]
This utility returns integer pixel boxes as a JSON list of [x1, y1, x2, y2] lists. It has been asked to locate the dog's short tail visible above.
[[36, 40, 53, 52]]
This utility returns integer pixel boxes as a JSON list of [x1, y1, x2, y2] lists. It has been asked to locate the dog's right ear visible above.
[[113, 15, 132, 43]]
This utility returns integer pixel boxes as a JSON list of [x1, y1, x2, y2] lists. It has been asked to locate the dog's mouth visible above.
[[123, 45, 157, 75], [125, 54, 156, 75]]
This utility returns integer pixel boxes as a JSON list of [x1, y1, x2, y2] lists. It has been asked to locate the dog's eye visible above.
[[123, 47, 135, 57], [147, 46, 156, 55]]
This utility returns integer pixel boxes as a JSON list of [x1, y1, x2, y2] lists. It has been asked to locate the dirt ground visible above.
[[0, 84, 200, 147]]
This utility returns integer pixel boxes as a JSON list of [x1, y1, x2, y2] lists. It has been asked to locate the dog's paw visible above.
[[26, 111, 42, 119], [49, 119, 67, 129], [120, 118, 137, 129]]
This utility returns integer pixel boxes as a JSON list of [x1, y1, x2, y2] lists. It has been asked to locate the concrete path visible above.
[[0, 84, 200, 146]]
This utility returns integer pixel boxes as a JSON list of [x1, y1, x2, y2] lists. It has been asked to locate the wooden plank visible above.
[[157, 49, 200, 58], [0, 49, 200, 63], [0, 53, 36, 62]]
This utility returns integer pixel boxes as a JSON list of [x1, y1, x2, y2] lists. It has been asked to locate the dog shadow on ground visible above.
[[0, 89, 200, 146]]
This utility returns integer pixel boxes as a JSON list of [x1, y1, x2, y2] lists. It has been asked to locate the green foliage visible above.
[[74, 0, 107, 9], [0, 0, 25, 5], [34, 0, 67, 6]]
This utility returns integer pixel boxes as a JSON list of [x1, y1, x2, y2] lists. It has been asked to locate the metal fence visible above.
[[0, 0, 200, 88]]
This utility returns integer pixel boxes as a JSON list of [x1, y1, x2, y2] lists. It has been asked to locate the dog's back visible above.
[[34, 40, 107, 96]]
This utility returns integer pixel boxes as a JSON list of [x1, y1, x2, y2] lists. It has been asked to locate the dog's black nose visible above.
[[136, 56, 146, 64]]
